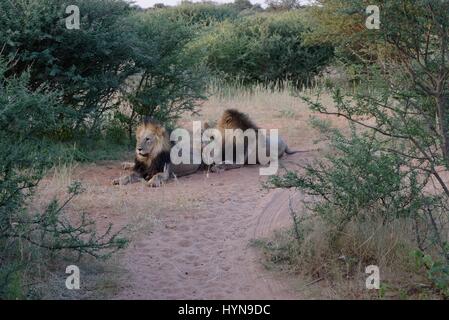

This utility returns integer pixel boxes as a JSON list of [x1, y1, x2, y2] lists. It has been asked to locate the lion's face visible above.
[[135, 122, 168, 162]]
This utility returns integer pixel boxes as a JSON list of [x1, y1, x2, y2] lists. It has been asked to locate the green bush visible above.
[[266, 0, 449, 298], [157, 2, 239, 27], [191, 11, 334, 88], [0, 0, 136, 134], [0, 0, 210, 145], [123, 10, 208, 126], [0, 60, 127, 299], [269, 122, 449, 296], [271, 123, 429, 227]]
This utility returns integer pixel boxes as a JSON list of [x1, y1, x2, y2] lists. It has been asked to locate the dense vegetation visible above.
[[0, 58, 128, 299], [190, 11, 333, 88], [270, 0, 449, 298]]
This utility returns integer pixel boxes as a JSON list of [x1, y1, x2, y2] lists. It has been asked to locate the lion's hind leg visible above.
[[209, 162, 243, 173]]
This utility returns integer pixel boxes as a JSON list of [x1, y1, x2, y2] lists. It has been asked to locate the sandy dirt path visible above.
[[111, 154, 310, 300]]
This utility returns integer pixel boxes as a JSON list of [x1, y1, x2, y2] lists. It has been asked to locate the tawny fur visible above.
[[135, 118, 171, 168], [113, 117, 201, 187], [113, 110, 307, 186], [216, 109, 301, 161]]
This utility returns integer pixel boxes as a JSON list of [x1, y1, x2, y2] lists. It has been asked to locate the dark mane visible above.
[[220, 109, 259, 131], [142, 116, 162, 127], [133, 151, 171, 181]]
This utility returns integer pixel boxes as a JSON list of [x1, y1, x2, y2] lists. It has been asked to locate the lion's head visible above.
[[135, 118, 171, 165], [217, 109, 259, 132]]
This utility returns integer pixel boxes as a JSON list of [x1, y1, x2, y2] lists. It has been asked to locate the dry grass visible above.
[[183, 83, 347, 153], [255, 185, 440, 299]]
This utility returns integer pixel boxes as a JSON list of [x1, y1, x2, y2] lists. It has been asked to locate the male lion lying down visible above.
[[112, 117, 202, 187], [113, 109, 301, 187]]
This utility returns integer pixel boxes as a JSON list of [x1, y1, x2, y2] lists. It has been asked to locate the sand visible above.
[[110, 154, 311, 299]]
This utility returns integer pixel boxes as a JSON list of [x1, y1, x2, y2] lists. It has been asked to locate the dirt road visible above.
[[112, 156, 308, 299]]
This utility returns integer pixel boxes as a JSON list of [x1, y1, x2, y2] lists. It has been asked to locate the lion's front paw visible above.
[[113, 175, 134, 186], [121, 162, 134, 170], [147, 175, 164, 188]]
